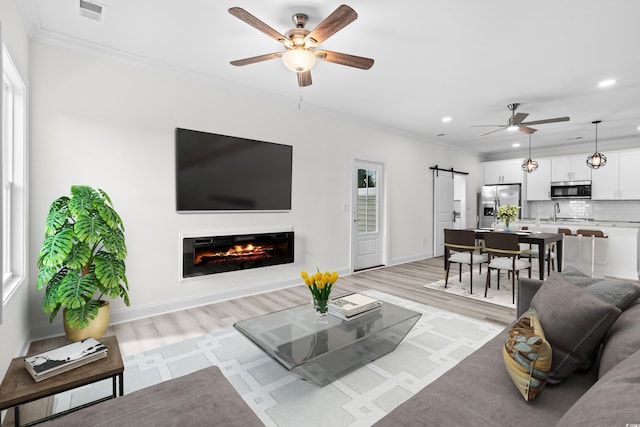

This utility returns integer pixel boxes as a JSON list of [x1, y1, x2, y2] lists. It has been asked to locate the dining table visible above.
[[448, 229, 563, 280]]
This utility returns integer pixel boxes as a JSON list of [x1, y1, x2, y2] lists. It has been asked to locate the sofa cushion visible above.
[[530, 272, 621, 382], [503, 310, 551, 401], [598, 300, 640, 378], [563, 275, 602, 287], [556, 348, 640, 426]]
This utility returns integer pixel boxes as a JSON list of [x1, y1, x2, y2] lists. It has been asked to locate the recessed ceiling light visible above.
[[441, 116, 452, 123], [637, 126, 640, 131], [512, 143, 520, 148], [598, 79, 616, 88]]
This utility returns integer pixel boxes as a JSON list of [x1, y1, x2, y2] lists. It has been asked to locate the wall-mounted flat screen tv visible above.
[[176, 128, 293, 212]]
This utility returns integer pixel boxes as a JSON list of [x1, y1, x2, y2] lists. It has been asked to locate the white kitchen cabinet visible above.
[[525, 158, 551, 200], [483, 159, 524, 185], [591, 152, 619, 200], [551, 154, 591, 182], [593, 149, 640, 200]]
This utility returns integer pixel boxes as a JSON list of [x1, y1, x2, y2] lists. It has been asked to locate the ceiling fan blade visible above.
[[512, 112, 529, 125], [315, 50, 374, 70], [480, 127, 507, 136], [521, 117, 570, 126], [230, 52, 283, 66], [305, 5, 358, 46], [519, 126, 537, 134], [228, 7, 287, 43], [297, 70, 312, 87]]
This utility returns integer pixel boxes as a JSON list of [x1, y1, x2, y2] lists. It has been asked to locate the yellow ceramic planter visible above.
[[63, 300, 111, 342]]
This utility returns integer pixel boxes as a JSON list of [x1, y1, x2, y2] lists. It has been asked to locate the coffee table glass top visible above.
[[234, 294, 421, 386]]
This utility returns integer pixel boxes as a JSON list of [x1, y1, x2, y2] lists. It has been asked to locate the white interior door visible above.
[[352, 160, 385, 271], [434, 170, 455, 257]]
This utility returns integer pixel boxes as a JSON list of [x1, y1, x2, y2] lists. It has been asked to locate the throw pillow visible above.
[[598, 301, 640, 378], [584, 280, 640, 311], [503, 310, 552, 401], [530, 272, 621, 382], [560, 265, 588, 277]]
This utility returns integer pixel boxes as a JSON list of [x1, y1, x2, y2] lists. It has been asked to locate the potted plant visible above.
[[496, 204, 520, 231], [37, 185, 129, 341]]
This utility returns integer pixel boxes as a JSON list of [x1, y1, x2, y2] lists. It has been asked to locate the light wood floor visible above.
[[28, 256, 517, 357], [4, 256, 520, 426]]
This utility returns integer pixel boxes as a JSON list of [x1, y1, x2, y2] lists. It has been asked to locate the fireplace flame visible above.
[[195, 243, 275, 265]]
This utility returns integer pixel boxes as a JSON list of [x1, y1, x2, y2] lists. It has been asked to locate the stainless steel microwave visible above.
[[550, 181, 592, 199]]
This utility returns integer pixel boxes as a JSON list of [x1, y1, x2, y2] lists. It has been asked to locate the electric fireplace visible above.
[[182, 231, 294, 278]]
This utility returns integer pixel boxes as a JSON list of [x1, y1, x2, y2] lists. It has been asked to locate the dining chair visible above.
[[484, 232, 532, 304], [520, 226, 556, 277], [444, 229, 488, 295]]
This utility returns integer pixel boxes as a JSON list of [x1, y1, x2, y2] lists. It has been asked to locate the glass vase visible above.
[[313, 297, 330, 318]]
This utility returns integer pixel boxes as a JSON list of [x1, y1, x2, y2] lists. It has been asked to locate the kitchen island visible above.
[[517, 219, 639, 280]]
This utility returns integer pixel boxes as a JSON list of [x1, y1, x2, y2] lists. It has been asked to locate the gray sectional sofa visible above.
[[376, 271, 640, 427]]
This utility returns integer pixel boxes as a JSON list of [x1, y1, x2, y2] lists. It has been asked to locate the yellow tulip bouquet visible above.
[[300, 269, 339, 316]]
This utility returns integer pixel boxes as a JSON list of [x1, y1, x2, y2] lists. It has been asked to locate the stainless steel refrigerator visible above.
[[478, 184, 521, 228]]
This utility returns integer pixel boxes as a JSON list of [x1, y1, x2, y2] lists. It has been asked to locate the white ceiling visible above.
[[17, 0, 640, 158]]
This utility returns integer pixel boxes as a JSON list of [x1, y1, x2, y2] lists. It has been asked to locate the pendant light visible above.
[[587, 120, 607, 169], [521, 131, 538, 173]]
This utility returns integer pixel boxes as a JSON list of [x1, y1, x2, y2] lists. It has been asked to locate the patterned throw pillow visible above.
[[503, 310, 552, 401]]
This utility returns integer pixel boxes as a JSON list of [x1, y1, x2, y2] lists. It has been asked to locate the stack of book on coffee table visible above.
[[328, 293, 382, 320], [24, 338, 108, 382]]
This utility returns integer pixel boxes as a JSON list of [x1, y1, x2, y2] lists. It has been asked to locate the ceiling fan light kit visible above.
[[282, 48, 316, 72], [228, 5, 374, 87], [587, 120, 607, 169]]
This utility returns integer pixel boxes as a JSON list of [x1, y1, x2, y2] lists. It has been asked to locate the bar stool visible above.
[[558, 228, 579, 265], [576, 229, 608, 278]]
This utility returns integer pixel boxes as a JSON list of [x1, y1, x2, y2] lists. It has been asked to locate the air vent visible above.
[[79, 0, 105, 22]]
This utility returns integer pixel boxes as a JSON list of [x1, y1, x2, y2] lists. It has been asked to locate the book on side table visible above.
[[328, 293, 382, 320], [24, 337, 108, 382]]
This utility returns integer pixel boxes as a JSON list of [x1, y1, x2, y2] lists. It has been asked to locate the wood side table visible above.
[[0, 336, 124, 427]]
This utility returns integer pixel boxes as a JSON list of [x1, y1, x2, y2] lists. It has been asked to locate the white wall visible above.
[[27, 41, 483, 338], [0, 0, 31, 382]]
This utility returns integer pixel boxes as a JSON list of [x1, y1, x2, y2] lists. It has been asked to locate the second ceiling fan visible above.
[[228, 4, 374, 87], [472, 103, 570, 136]]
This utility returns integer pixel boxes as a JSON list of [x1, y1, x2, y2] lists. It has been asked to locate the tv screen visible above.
[[175, 128, 293, 212]]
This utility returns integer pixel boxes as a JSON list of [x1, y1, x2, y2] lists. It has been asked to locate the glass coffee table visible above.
[[234, 294, 421, 386]]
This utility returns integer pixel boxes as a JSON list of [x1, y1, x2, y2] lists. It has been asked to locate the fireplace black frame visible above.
[[182, 231, 294, 278]]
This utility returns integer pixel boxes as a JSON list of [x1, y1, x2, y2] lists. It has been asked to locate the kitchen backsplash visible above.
[[526, 200, 640, 222]]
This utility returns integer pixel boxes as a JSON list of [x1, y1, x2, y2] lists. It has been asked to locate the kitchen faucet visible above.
[[553, 202, 560, 222]]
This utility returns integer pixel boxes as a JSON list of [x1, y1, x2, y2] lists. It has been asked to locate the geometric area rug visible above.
[[52, 290, 504, 427], [424, 270, 517, 309]]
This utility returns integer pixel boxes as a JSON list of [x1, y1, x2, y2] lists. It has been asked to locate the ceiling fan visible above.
[[228, 5, 374, 87], [472, 103, 570, 136]]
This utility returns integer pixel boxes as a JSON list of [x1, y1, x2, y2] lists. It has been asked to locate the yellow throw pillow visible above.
[[503, 310, 552, 401]]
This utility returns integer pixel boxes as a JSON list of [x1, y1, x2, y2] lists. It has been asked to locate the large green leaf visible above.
[[64, 300, 100, 329], [64, 241, 92, 271], [41, 268, 68, 313], [97, 202, 123, 231], [58, 271, 97, 309], [68, 185, 98, 217], [36, 265, 57, 290], [94, 252, 126, 289], [74, 212, 108, 245], [101, 228, 127, 260], [44, 197, 70, 236], [38, 228, 74, 268]]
